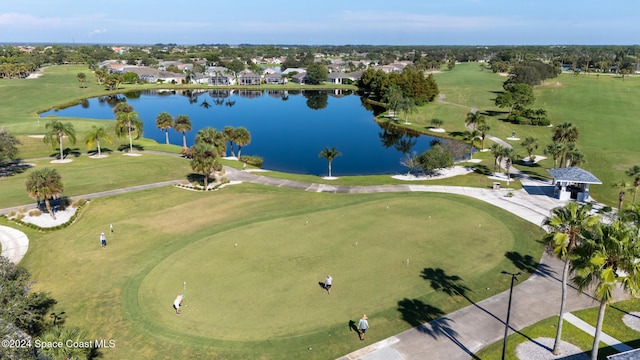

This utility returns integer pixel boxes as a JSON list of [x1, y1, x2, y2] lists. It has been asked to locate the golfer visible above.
[[325, 275, 332, 295], [173, 294, 184, 314], [358, 314, 369, 340], [100, 232, 107, 248]]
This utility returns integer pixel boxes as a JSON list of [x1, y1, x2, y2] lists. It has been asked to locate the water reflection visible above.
[[41, 89, 440, 176]]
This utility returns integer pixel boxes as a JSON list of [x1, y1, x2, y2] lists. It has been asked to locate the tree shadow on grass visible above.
[[117, 144, 145, 152], [48, 147, 82, 159], [471, 164, 492, 176], [397, 298, 480, 359], [504, 251, 556, 279], [421, 268, 471, 298], [0, 161, 32, 178]]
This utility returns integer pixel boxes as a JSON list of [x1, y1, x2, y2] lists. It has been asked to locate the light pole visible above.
[[501, 271, 521, 360]]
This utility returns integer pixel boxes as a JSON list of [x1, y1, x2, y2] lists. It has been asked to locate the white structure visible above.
[[548, 167, 602, 202]]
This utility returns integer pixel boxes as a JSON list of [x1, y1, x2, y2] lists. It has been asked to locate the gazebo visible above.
[[548, 167, 602, 202]]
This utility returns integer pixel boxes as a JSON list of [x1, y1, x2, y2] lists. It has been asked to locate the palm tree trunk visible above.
[[97, 140, 102, 157], [203, 172, 208, 189], [165, 130, 170, 145], [182, 133, 187, 149], [552, 257, 571, 354], [590, 300, 607, 360], [128, 126, 133, 153], [45, 199, 56, 220], [58, 136, 64, 160], [328, 161, 332, 177], [237, 146, 242, 160]]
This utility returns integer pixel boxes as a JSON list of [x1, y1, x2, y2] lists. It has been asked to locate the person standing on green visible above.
[[358, 314, 369, 340]]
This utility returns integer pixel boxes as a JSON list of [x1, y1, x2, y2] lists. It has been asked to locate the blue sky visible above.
[[1, 0, 639, 45]]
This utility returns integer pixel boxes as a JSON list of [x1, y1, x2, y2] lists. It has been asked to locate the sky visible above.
[[1, 0, 639, 46]]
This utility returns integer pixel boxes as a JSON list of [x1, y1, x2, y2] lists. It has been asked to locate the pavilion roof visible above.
[[548, 167, 602, 184]]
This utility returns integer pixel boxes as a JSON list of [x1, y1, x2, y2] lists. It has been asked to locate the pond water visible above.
[[41, 89, 440, 176]]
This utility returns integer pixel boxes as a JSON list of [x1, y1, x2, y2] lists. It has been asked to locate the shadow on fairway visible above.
[[118, 144, 145, 152], [0, 161, 32, 178], [397, 298, 480, 360], [504, 251, 555, 279]]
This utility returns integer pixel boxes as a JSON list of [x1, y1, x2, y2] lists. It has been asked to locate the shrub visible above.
[[8, 211, 16, 217], [28, 209, 42, 217], [240, 155, 263, 167], [537, 118, 551, 126]]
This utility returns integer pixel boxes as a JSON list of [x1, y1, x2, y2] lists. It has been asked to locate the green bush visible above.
[[240, 155, 263, 167]]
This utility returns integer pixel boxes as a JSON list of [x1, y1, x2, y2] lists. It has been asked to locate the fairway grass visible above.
[[19, 184, 544, 359]]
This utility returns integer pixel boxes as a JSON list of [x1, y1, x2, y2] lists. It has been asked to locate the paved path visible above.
[[0, 156, 628, 359]]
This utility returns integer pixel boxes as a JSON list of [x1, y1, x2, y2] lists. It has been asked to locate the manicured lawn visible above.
[[0, 153, 193, 208], [16, 184, 544, 359]]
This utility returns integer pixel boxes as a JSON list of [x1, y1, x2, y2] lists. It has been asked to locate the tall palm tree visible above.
[[173, 115, 192, 149], [490, 143, 504, 174], [84, 125, 112, 157], [544, 142, 565, 169], [399, 97, 417, 125], [319, 146, 342, 178], [233, 127, 251, 159], [155, 112, 174, 145], [500, 146, 515, 179], [572, 220, 640, 360], [25, 167, 64, 220], [477, 123, 490, 150], [43, 120, 76, 161], [464, 111, 485, 130], [115, 110, 143, 153], [626, 165, 640, 204], [112, 101, 133, 115], [383, 85, 403, 117], [542, 202, 600, 355], [552, 122, 579, 166], [462, 130, 481, 160], [223, 126, 236, 157]]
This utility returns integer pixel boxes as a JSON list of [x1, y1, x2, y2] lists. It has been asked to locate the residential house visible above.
[[327, 72, 347, 84], [264, 73, 286, 85], [291, 72, 308, 84], [237, 70, 261, 85], [209, 74, 235, 86]]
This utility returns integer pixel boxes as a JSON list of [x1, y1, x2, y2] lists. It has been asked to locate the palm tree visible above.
[[544, 142, 565, 169], [112, 101, 133, 115], [464, 111, 485, 130], [155, 112, 173, 145], [25, 167, 64, 220], [319, 146, 342, 178], [565, 145, 586, 167], [234, 127, 251, 159], [500, 146, 515, 180], [477, 123, 490, 150], [520, 136, 538, 162], [173, 115, 192, 149], [38, 327, 92, 360], [190, 142, 221, 189], [626, 165, 640, 204], [383, 85, 403, 117], [399, 97, 417, 125], [84, 125, 112, 157], [572, 220, 640, 360], [490, 143, 504, 174], [115, 110, 143, 153], [43, 120, 76, 161], [542, 202, 600, 355], [462, 130, 480, 160], [552, 122, 579, 166], [223, 126, 236, 157], [195, 127, 226, 157]]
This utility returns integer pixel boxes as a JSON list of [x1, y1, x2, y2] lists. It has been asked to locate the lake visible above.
[[41, 89, 439, 176]]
